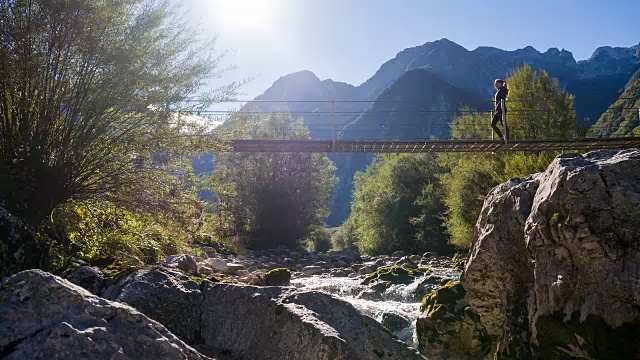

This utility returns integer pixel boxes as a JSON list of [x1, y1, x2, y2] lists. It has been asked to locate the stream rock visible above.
[[417, 150, 640, 359], [207, 258, 228, 273], [105, 265, 424, 359], [102, 265, 204, 344], [164, 254, 198, 274], [66, 265, 105, 294], [302, 265, 323, 276], [202, 284, 424, 359], [0, 270, 208, 360], [382, 312, 411, 333]]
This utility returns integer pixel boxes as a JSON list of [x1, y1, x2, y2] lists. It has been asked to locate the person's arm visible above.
[[496, 88, 506, 111]]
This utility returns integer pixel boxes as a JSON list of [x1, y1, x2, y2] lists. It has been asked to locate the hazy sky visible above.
[[177, 0, 640, 101]]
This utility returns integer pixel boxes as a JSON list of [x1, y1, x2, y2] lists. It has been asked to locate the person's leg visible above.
[[492, 112, 503, 139]]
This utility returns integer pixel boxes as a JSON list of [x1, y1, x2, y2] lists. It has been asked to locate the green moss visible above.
[[420, 280, 465, 313], [264, 268, 291, 286], [102, 260, 143, 278], [360, 265, 428, 292], [416, 280, 493, 358], [550, 213, 560, 226], [189, 274, 207, 284], [533, 312, 640, 360]]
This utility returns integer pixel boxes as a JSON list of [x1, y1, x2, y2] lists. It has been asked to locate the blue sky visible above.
[[178, 0, 640, 101]]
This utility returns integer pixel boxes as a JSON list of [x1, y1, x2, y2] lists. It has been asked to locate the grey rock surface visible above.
[[302, 265, 323, 276], [66, 265, 106, 294], [0, 270, 209, 360], [201, 284, 424, 360], [164, 254, 198, 274], [102, 265, 204, 344], [381, 312, 410, 333]]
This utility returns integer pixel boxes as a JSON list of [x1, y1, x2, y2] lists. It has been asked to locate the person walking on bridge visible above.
[[492, 79, 508, 141]]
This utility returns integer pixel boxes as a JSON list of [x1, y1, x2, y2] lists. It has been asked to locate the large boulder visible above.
[[0, 206, 49, 277], [102, 265, 204, 344], [418, 150, 640, 359], [207, 258, 228, 273], [263, 268, 291, 286], [105, 266, 423, 359], [0, 270, 208, 360], [201, 284, 425, 360], [163, 254, 198, 275]]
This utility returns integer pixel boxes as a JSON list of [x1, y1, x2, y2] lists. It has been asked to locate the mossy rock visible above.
[[360, 265, 428, 291], [531, 312, 640, 360], [420, 280, 465, 313], [264, 268, 291, 286], [102, 260, 143, 279], [416, 280, 492, 359]]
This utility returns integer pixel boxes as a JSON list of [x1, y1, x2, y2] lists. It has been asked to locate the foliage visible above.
[[350, 154, 448, 255], [46, 201, 190, 265], [441, 65, 576, 248], [209, 112, 337, 249], [589, 68, 640, 137], [331, 218, 359, 251], [438, 154, 503, 247], [307, 227, 332, 253], [505, 64, 577, 140], [0, 0, 241, 225], [449, 107, 494, 140]]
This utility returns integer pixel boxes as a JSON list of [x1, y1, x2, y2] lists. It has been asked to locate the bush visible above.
[[49, 201, 189, 265], [331, 219, 359, 251], [210, 113, 336, 250], [350, 154, 448, 255], [308, 228, 332, 253]]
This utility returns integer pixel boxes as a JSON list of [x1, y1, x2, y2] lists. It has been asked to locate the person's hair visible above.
[[495, 79, 508, 93]]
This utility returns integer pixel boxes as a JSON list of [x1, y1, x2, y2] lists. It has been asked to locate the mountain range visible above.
[[249, 38, 640, 226]]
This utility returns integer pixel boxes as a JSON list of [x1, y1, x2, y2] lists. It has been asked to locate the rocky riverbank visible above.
[[416, 150, 640, 359], [3, 243, 455, 359], [4, 150, 640, 359]]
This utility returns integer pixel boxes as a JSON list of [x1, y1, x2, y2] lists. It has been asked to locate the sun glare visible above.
[[215, 0, 274, 32]]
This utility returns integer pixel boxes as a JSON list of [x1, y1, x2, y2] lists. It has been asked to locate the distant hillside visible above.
[[590, 68, 640, 137], [341, 69, 477, 140], [248, 70, 365, 139]]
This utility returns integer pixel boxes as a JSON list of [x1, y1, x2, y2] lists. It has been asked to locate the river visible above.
[[291, 266, 461, 347]]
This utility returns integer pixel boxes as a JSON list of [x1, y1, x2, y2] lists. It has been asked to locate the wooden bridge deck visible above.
[[228, 138, 640, 153]]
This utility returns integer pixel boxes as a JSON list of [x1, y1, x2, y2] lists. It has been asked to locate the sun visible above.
[[215, 0, 274, 32]]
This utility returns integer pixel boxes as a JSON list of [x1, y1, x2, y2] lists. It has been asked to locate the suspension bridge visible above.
[[228, 137, 640, 153], [177, 96, 640, 153]]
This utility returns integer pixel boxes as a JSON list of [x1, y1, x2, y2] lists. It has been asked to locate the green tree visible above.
[[350, 154, 448, 255], [0, 0, 240, 224], [441, 65, 577, 247], [210, 113, 336, 249], [506, 64, 577, 140], [449, 107, 493, 140], [438, 154, 503, 247], [331, 217, 359, 251]]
